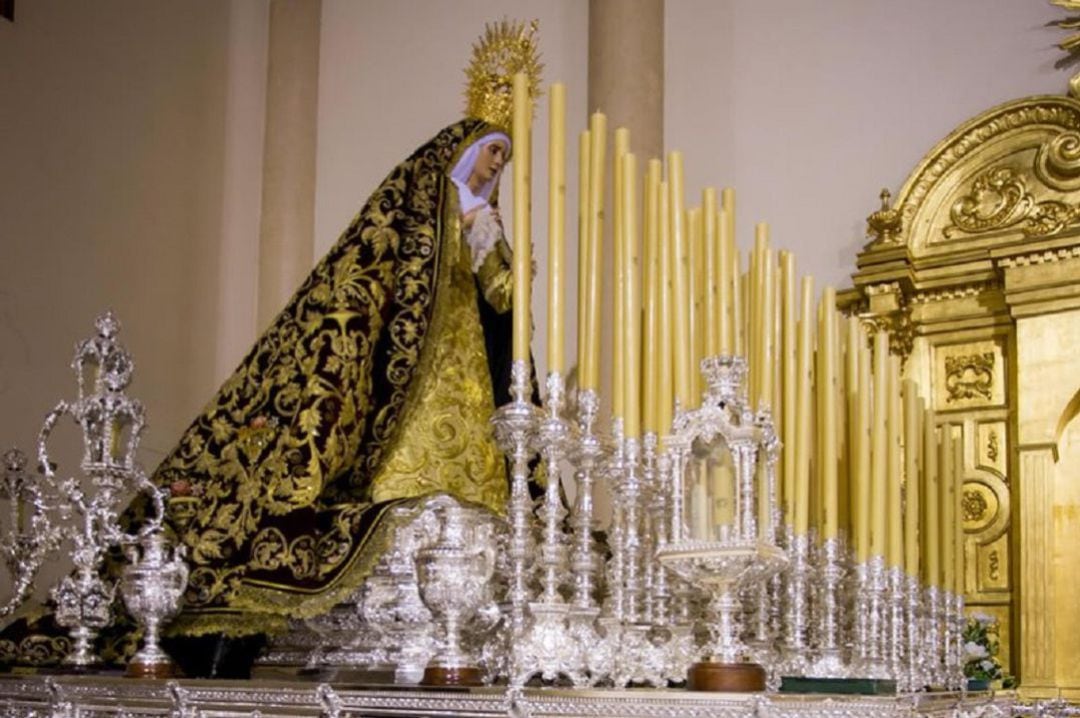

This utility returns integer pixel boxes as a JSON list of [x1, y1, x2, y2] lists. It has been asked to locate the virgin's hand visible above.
[[463, 208, 479, 230]]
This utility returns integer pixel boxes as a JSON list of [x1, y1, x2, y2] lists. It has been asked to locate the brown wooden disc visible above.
[[420, 665, 484, 687], [687, 661, 766, 692], [125, 661, 180, 679]]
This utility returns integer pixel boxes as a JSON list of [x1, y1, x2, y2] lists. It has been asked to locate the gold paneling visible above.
[[845, 95, 1080, 690], [933, 341, 1006, 410], [976, 533, 1010, 593], [977, 421, 1007, 475]]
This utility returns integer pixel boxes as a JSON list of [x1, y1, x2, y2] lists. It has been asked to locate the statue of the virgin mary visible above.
[[154, 23, 542, 642]]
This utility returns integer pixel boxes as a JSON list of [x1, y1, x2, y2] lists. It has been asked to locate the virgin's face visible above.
[[469, 139, 509, 187]]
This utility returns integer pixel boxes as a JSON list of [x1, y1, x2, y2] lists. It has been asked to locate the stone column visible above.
[[256, 0, 321, 329], [588, 0, 664, 161], [587, 0, 663, 526]]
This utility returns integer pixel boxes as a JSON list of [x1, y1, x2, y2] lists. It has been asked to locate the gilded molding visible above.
[[910, 281, 999, 305], [944, 167, 1080, 239], [998, 244, 1080, 268], [944, 352, 995, 403], [895, 100, 1080, 242]]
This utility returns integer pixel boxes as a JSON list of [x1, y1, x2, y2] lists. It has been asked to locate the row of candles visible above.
[[508, 75, 965, 605]]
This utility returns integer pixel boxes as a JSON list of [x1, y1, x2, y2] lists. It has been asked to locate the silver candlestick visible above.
[[854, 554, 889, 679], [810, 535, 847, 677], [38, 312, 166, 669], [780, 531, 811, 676], [0, 448, 62, 619], [906, 573, 925, 690], [491, 359, 540, 642], [512, 371, 587, 687], [887, 564, 907, 688]]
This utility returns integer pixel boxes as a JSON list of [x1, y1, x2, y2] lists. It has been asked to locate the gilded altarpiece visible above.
[[842, 94, 1080, 697]]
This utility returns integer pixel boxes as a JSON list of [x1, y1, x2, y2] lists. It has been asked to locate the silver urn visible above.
[[120, 529, 188, 677], [416, 501, 496, 686]]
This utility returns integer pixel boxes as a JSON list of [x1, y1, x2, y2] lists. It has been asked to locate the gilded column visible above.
[[256, 0, 321, 329], [1017, 443, 1056, 689]]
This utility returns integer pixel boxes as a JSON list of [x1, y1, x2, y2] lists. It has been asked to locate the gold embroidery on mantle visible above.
[[945, 352, 995, 403], [944, 166, 1080, 239]]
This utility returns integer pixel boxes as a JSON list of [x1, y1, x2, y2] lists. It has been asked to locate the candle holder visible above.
[[491, 359, 541, 643], [886, 565, 907, 688], [905, 573, 925, 690], [922, 585, 944, 688], [0, 448, 63, 620], [852, 555, 890, 680], [565, 387, 604, 684], [809, 535, 847, 677], [511, 371, 588, 687], [38, 313, 172, 669], [779, 530, 811, 676]]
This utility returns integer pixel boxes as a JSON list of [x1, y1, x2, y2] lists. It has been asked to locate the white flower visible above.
[[964, 641, 989, 660], [981, 659, 996, 671], [971, 611, 996, 627]]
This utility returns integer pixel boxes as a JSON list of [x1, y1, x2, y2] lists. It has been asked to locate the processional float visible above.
[[0, 20, 972, 700]]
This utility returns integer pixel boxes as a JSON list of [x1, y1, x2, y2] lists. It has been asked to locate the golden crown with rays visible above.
[[464, 19, 544, 133]]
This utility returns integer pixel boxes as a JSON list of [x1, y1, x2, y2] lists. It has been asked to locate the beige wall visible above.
[[665, 0, 1065, 292], [0, 1, 267, 469]]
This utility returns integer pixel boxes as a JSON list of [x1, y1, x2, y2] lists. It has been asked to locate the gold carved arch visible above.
[[844, 93, 1080, 696]]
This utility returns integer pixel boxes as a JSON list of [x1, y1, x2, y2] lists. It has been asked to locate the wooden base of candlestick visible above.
[[420, 665, 484, 687], [687, 661, 766, 692], [125, 661, 180, 679]]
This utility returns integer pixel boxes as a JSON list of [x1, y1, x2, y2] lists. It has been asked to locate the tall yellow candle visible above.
[[904, 386, 921, 578], [668, 152, 692, 409], [940, 425, 955, 593], [585, 112, 606, 390], [870, 331, 888, 558], [689, 208, 704, 408], [720, 189, 736, 354], [760, 246, 775, 411], [658, 181, 674, 440], [780, 253, 796, 526], [622, 153, 640, 439], [846, 317, 861, 544], [612, 128, 629, 421], [576, 130, 591, 387], [820, 287, 838, 540], [546, 83, 566, 375], [856, 332, 872, 562], [642, 160, 661, 435], [733, 255, 744, 357], [511, 73, 531, 362], [886, 355, 903, 568], [703, 189, 719, 358], [794, 276, 814, 536], [923, 411, 940, 586]]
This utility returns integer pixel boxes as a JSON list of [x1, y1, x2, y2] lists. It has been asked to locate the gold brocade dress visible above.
[[366, 209, 510, 514]]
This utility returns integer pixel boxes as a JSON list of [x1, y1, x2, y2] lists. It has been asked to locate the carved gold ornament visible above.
[[945, 352, 994, 403], [464, 19, 543, 131], [963, 488, 990, 523], [866, 188, 903, 246], [943, 166, 1080, 239], [1035, 130, 1080, 191]]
